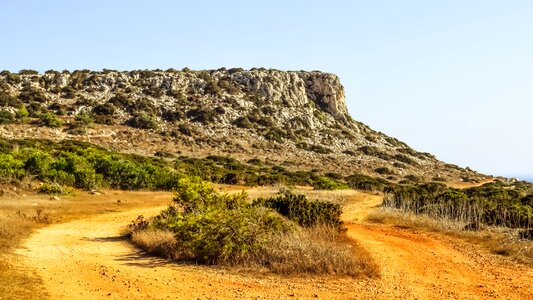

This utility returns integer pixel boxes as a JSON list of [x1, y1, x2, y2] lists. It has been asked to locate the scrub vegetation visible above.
[[383, 181, 532, 229], [0, 138, 360, 191], [130, 177, 379, 276]]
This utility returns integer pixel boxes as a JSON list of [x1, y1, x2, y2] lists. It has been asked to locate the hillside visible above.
[[0, 68, 487, 183]]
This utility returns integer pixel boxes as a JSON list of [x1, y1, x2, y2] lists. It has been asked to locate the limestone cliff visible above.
[[0, 68, 485, 183]]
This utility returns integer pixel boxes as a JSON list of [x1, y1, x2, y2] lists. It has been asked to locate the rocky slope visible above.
[[0, 68, 486, 183]]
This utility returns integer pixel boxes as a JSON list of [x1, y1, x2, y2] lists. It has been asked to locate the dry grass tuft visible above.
[[0, 204, 51, 300], [263, 225, 380, 277], [131, 229, 178, 259], [367, 208, 533, 266]]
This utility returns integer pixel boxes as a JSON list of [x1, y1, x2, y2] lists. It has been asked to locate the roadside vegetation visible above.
[[130, 177, 379, 277], [383, 181, 532, 229], [373, 180, 533, 265], [367, 209, 533, 266], [0, 138, 361, 191]]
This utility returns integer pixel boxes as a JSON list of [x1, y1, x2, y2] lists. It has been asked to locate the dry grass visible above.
[[131, 229, 178, 259], [263, 225, 380, 277], [367, 208, 533, 266], [131, 225, 380, 278], [0, 213, 48, 300]]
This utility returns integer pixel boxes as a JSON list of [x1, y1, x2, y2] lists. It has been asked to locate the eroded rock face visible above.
[[0, 68, 484, 181]]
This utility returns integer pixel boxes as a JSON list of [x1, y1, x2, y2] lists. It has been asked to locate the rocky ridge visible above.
[[0, 68, 486, 182]]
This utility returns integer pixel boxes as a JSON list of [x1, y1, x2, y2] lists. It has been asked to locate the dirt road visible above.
[[347, 223, 532, 299], [15, 190, 533, 299]]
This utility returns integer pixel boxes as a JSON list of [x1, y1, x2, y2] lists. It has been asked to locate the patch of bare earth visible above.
[[346, 223, 532, 299], [0, 189, 172, 300]]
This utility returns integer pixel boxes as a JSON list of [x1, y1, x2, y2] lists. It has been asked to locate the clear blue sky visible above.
[[1, 1, 532, 179]]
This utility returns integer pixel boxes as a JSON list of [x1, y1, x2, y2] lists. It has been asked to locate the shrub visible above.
[[18, 69, 39, 75], [92, 102, 116, 116], [61, 87, 77, 99], [19, 87, 48, 103], [162, 109, 184, 122], [0, 154, 25, 183], [37, 113, 62, 128], [358, 146, 391, 160], [108, 93, 134, 109], [312, 176, 349, 190], [1, 71, 21, 84], [186, 108, 216, 124], [233, 116, 254, 129], [148, 177, 291, 263], [127, 113, 159, 130], [0, 90, 19, 107], [395, 154, 417, 165], [384, 182, 532, 228], [15, 105, 29, 122], [296, 142, 332, 154], [178, 123, 193, 136], [264, 128, 285, 143], [346, 174, 391, 192], [68, 112, 93, 134], [0, 110, 14, 124], [253, 192, 344, 231], [130, 178, 378, 276], [37, 182, 71, 195]]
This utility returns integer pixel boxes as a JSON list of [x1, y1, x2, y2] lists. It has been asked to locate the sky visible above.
[[1, 1, 532, 180]]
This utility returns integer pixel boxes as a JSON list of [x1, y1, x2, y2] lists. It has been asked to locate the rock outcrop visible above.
[[0, 68, 486, 182]]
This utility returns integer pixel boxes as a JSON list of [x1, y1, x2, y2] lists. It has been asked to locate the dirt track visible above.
[[347, 223, 532, 299], [15, 190, 533, 299]]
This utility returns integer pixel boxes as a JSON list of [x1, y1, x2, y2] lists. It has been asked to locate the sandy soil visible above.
[[347, 223, 532, 299], [12, 189, 533, 299]]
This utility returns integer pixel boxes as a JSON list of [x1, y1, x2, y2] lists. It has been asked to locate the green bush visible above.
[[127, 113, 159, 130], [92, 102, 116, 116], [375, 167, 394, 175], [162, 109, 184, 122], [296, 142, 332, 154], [15, 105, 29, 122], [346, 174, 391, 192], [0, 90, 19, 107], [0, 138, 399, 194], [0, 154, 25, 183], [19, 87, 49, 103], [149, 177, 291, 263], [186, 108, 216, 124], [233, 116, 254, 129], [18, 69, 39, 75], [37, 182, 71, 195], [395, 154, 417, 165], [37, 113, 62, 128], [253, 192, 344, 231], [0, 110, 14, 124], [384, 182, 532, 229], [68, 112, 93, 135], [312, 176, 349, 190]]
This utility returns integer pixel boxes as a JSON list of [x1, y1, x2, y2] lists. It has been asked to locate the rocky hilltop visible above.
[[0, 68, 486, 183]]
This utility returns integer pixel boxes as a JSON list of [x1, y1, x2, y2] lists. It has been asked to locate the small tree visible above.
[[127, 113, 159, 130], [0, 110, 14, 124], [68, 112, 93, 135], [16, 105, 29, 123], [38, 113, 62, 128]]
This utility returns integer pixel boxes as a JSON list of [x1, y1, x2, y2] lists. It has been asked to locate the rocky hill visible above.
[[0, 68, 486, 183]]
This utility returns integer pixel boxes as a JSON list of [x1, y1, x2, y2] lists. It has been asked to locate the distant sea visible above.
[[514, 176, 533, 183]]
